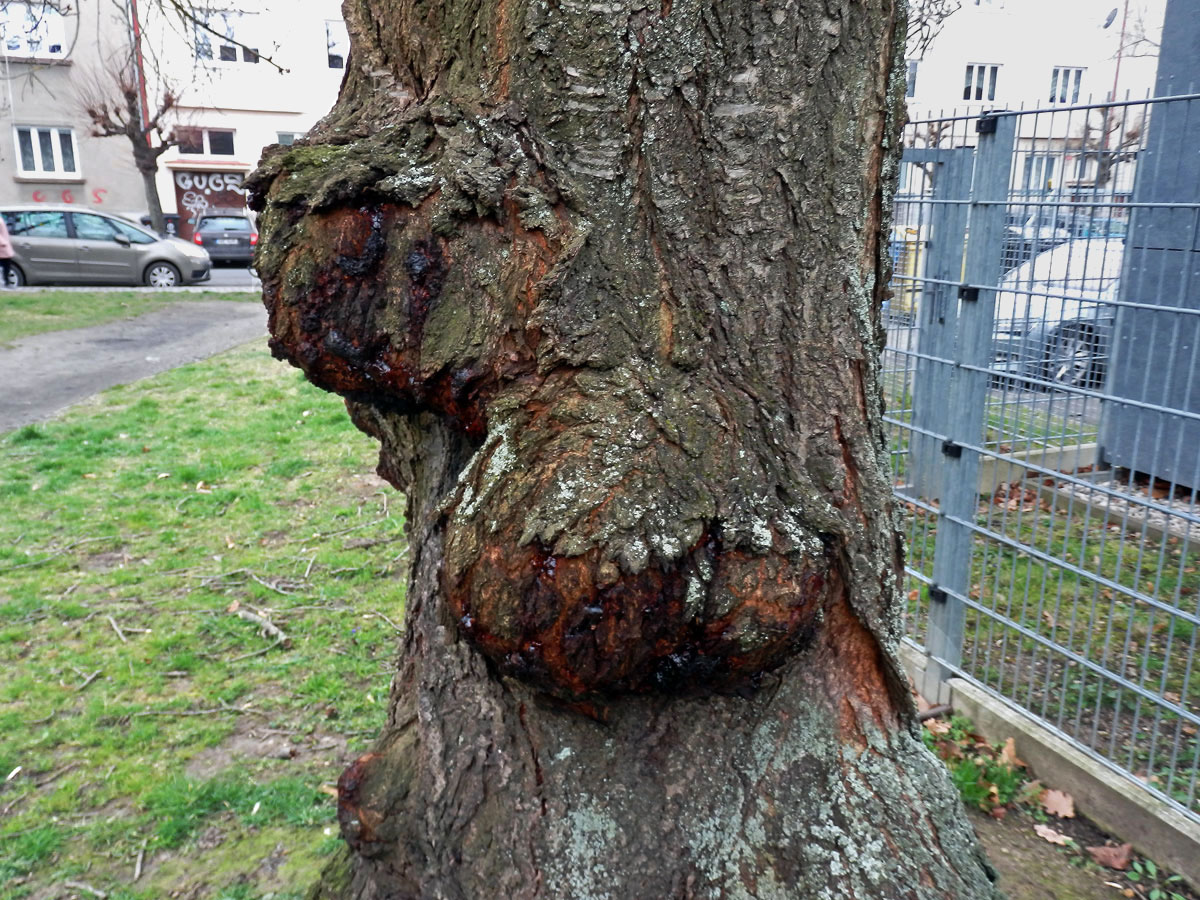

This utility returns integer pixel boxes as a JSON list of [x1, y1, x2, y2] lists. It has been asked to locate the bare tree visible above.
[[74, 46, 179, 233], [1076, 105, 1145, 190]]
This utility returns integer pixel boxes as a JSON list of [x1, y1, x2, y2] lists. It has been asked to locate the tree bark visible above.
[[140, 164, 167, 236], [248, 0, 1001, 896]]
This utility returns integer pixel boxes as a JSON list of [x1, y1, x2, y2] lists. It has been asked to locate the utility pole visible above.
[[126, 0, 152, 145]]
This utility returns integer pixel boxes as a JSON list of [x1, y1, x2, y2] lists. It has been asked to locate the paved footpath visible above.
[[0, 300, 268, 433]]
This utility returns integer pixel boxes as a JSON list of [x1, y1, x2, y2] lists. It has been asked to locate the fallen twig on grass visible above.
[[36, 762, 80, 788], [133, 837, 148, 881], [248, 571, 300, 596], [0, 533, 151, 573], [62, 880, 107, 898], [77, 670, 103, 691], [368, 611, 403, 633], [107, 616, 127, 643], [233, 607, 292, 648], [130, 701, 268, 719], [230, 639, 286, 662]]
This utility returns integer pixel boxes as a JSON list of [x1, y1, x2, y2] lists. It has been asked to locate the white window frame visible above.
[[0, 2, 67, 59], [1050, 66, 1085, 104], [13, 125, 80, 179], [963, 63, 1000, 102], [177, 127, 237, 157]]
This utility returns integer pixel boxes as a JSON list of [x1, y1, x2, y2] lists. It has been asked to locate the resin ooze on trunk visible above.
[[248, 0, 898, 700]]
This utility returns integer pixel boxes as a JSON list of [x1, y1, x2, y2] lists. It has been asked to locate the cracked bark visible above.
[[249, 0, 1001, 896]]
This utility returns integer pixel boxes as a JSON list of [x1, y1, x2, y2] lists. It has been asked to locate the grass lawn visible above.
[[0, 290, 261, 345], [0, 342, 402, 899]]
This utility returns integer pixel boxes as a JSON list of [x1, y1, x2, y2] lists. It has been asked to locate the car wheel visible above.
[[1042, 323, 1102, 389], [145, 262, 181, 288], [5, 264, 25, 287]]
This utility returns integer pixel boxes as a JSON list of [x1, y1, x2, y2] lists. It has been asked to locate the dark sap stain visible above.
[[336, 207, 387, 276]]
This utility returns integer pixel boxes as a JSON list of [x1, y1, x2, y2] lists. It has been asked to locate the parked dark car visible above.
[[192, 215, 257, 263], [992, 239, 1123, 390], [0, 206, 211, 287]]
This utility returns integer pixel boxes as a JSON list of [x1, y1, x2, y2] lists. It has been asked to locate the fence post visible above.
[[921, 113, 1016, 704], [908, 148, 973, 501]]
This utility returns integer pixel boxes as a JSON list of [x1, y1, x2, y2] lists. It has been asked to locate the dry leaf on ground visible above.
[[1033, 824, 1070, 846], [1041, 788, 1075, 818], [923, 718, 951, 735], [1086, 843, 1133, 870], [999, 737, 1025, 769]]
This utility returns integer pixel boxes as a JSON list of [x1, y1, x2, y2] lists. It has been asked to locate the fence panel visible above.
[[888, 93, 1200, 825]]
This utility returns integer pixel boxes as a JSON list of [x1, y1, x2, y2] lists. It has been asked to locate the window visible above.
[[0, 2, 66, 58], [195, 10, 259, 64], [277, 132, 299, 145], [963, 63, 999, 102], [176, 127, 236, 157], [108, 218, 156, 244], [72, 213, 120, 241], [1022, 155, 1056, 193], [5, 211, 67, 238], [326, 20, 348, 69], [208, 130, 235, 155], [1050, 67, 1085, 104], [906, 61, 918, 99], [14, 126, 78, 177], [199, 216, 252, 232]]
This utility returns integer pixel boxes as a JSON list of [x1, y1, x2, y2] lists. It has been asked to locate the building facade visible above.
[[0, 0, 345, 233]]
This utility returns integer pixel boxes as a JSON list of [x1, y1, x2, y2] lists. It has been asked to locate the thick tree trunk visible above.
[[249, 0, 1001, 896]]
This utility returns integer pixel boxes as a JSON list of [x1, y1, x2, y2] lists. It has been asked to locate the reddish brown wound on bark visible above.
[[336, 752, 385, 852], [449, 526, 831, 699]]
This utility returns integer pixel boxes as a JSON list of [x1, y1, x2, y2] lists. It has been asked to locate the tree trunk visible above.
[[248, 0, 1001, 896], [137, 156, 167, 236]]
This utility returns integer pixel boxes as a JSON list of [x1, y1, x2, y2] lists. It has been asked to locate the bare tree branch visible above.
[[907, 0, 962, 59]]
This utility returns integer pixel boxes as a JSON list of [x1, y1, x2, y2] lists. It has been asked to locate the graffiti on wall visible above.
[[172, 171, 248, 240], [30, 189, 109, 204]]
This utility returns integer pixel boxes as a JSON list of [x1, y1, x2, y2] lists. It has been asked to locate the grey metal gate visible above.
[[887, 94, 1200, 825]]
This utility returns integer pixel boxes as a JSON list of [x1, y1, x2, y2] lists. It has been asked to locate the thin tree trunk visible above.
[[139, 164, 166, 236], [249, 0, 1001, 896]]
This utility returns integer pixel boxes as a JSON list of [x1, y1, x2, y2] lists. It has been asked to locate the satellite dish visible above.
[[1103, 7, 1119, 28]]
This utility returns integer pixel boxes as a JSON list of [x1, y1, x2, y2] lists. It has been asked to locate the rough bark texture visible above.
[[248, 0, 1002, 896]]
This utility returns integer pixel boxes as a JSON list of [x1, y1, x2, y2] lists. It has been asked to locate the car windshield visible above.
[[199, 217, 252, 232]]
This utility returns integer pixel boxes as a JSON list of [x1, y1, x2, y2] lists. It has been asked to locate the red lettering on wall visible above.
[[61, 190, 74, 204], [32, 191, 46, 202], [92, 189, 108, 204]]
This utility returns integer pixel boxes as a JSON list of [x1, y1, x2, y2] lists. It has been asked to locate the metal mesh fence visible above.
[[886, 93, 1200, 824]]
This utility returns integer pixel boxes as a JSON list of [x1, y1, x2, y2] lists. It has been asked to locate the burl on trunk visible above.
[[248, 0, 1000, 896]]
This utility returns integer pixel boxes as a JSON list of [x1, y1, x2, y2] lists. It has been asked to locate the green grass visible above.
[[0, 342, 401, 898], [0, 289, 260, 344]]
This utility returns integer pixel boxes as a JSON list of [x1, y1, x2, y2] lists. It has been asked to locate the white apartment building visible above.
[[0, 0, 345, 237], [905, 0, 1167, 206], [141, 0, 346, 237], [908, 0, 1166, 118]]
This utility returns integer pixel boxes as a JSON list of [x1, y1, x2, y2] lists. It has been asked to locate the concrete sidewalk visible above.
[[0, 300, 268, 433]]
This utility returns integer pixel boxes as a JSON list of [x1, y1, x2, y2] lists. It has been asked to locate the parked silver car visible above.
[[992, 239, 1123, 389], [0, 206, 211, 287]]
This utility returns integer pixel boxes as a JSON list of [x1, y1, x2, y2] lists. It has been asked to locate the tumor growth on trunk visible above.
[[248, 0, 1003, 896]]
